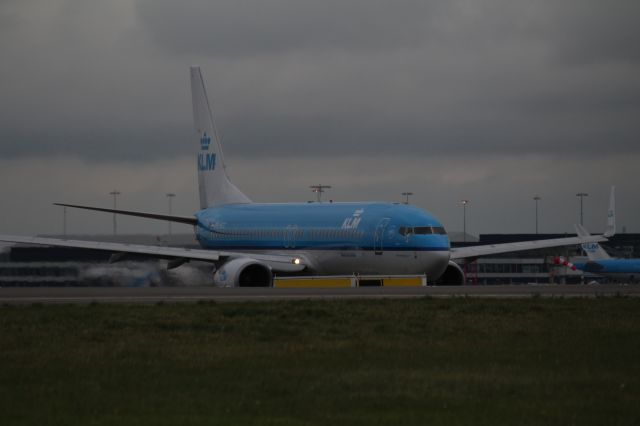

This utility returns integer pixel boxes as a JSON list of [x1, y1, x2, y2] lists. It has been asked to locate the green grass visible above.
[[1, 298, 639, 425]]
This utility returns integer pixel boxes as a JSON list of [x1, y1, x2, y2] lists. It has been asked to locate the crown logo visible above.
[[200, 132, 211, 150]]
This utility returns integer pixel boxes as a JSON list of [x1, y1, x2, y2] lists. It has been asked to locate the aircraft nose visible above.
[[426, 250, 451, 278]]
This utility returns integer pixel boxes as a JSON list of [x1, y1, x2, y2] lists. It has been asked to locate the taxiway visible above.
[[1, 284, 638, 304]]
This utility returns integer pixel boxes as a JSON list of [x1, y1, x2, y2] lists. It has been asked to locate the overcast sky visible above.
[[1, 0, 639, 237]]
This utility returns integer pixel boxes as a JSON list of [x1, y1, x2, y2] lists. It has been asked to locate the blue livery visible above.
[[194, 202, 450, 252], [574, 259, 640, 282]]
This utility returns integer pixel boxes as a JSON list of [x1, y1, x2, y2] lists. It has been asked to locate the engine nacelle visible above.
[[213, 258, 273, 287], [435, 260, 465, 285]]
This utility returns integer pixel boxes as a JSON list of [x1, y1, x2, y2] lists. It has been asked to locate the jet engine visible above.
[[435, 261, 465, 285], [213, 258, 273, 287]]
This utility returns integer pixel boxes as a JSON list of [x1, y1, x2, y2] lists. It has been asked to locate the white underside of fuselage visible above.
[[598, 272, 640, 282], [225, 248, 451, 279]]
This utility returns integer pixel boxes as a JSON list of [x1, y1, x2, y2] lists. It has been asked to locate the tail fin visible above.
[[575, 224, 612, 261], [190, 66, 251, 209], [604, 186, 615, 237]]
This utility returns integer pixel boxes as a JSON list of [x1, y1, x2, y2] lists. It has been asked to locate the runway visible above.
[[1, 284, 639, 304]]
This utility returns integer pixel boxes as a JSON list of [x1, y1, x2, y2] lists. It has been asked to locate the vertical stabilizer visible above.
[[575, 224, 612, 261], [190, 66, 251, 209], [604, 186, 615, 237]]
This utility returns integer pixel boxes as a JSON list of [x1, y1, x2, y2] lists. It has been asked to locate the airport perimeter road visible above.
[[1, 284, 639, 304]]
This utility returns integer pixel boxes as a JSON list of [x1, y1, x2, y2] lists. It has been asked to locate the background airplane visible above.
[[0, 67, 606, 286], [574, 187, 640, 282]]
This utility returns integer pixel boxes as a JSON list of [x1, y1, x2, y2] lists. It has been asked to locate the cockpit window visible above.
[[399, 226, 447, 236], [413, 227, 432, 235], [431, 226, 447, 235]]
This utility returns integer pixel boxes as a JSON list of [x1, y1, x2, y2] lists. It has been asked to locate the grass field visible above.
[[1, 297, 639, 425]]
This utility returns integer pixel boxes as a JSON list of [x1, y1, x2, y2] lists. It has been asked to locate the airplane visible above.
[[0, 67, 607, 286], [574, 187, 640, 283]]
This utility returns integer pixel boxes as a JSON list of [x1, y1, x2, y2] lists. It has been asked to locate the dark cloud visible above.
[[541, 1, 640, 66], [1, 0, 640, 233], [135, 0, 442, 56], [216, 109, 640, 159], [0, 0, 638, 161], [135, 0, 640, 65], [129, 0, 640, 158], [0, 123, 190, 161]]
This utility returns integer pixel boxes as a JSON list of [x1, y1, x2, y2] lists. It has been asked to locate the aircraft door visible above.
[[285, 225, 298, 248], [374, 218, 391, 255]]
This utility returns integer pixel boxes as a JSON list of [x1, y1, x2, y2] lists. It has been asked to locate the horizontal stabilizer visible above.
[[54, 203, 198, 226]]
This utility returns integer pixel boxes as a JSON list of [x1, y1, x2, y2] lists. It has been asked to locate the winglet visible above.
[[574, 224, 611, 261], [574, 223, 590, 238]]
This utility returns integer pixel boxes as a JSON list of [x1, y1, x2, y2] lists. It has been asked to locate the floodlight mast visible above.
[[402, 192, 413, 205], [310, 184, 332, 202], [533, 195, 541, 234], [576, 192, 588, 226], [109, 190, 121, 235], [166, 193, 176, 235], [461, 199, 470, 242], [61, 206, 67, 237]]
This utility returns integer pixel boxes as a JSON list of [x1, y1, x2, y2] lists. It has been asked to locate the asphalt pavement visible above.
[[1, 284, 638, 304]]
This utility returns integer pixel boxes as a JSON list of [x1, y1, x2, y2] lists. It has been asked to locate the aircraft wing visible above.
[[0, 235, 305, 272], [450, 234, 607, 261]]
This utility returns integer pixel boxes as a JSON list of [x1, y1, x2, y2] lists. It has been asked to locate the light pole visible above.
[[109, 190, 121, 235], [310, 184, 331, 202], [402, 192, 413, 205], [533, 195, 541, 234], [166, 193, 176, 235], [62, 206, 67, 237], [461, 199, 469, 242], [576, 192, 588, 226]]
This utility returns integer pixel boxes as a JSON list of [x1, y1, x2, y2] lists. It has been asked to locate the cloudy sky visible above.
[[0, 0, 638, 237]]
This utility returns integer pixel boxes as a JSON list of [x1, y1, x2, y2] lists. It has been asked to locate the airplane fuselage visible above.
[[195, 202, 451, 277], [575, 259, 640, 282]]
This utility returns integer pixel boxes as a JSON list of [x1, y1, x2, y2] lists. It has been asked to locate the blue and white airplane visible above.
[[0, 67, 607, 286], [574, 187, 640, 282]]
